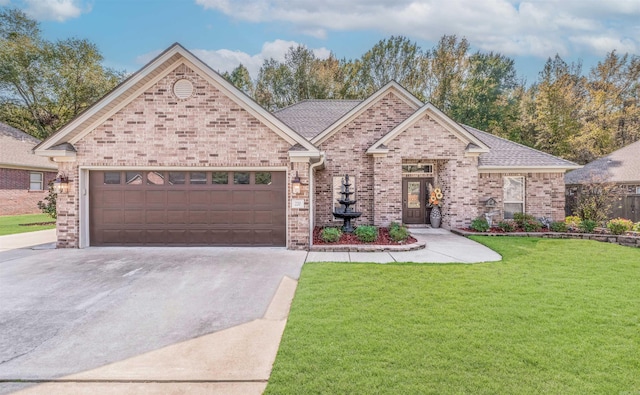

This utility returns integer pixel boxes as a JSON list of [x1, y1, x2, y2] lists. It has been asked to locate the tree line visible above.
[[226, 36, 640, 165], [1, 7, 638, 165]]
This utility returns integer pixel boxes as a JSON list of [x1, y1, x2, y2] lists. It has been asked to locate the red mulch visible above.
[[314, 226, 417, 245]]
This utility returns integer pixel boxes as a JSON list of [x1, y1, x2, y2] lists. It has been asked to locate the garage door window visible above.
[[104, 172, 121, 185], [126, 172, 143, 185], [168, 172, 185, 185], [147, 171, 165, 185], [190, 172, 207, 185], [212, 172, 228, 184], [234, 172, 250, 184], [255, 172, 272, 185]]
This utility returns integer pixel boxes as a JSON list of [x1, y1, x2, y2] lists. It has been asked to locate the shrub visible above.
[[607, 218, 634, 235], [321, 227, 342, 243], [470, 217, 490, 232], [389, 224, 410, 242], [389, 222, 401, 232], [513, 212, 536, 228], [579, 219, 597, 233], [550, 221, 568, 232], [37, 181, 57, 219], [565, 215, 582, 230], [355, 225, 378, 242], [497, 220, 515, 232], [522, 219, 543, 232], [634, 222, 640, 232]]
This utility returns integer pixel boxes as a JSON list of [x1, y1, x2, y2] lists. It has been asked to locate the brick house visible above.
[[565, 140, 640, 222], [1, 122, 57, 216], [35, 43, 579, 249]]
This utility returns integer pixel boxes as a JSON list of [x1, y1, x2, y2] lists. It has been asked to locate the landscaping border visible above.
[[309, 240, 426, 252], [452, 228, 640, 248]]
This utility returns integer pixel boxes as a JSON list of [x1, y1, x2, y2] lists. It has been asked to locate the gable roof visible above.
[[274, 100, 361, 139], [463, 125, 580, 171], [367, 103, 490, 155], [310, 81, 423, 145], [0, 122, 56, 171], [565, 139, 640, 184], [35, 43, 319, 158]]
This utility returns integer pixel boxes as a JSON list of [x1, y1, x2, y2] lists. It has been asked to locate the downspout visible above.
[[308, 152, 326, 248]]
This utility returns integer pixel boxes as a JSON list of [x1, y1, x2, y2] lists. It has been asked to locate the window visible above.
[[333, 175, 356, 212], [29, 172, 43, 190], [503, 176, 524, 219], [190, 172, 207, 185], [402, 163, 434, 177], [126, 171, 143, 185], [104, 172, 121, 185], [636, 186, 640, 195], [146, 171, 165, 185], [168, 172, 185, 185], [255, 172, 272, 185], [212, 172, 228, 184], [234, 172, 250, 185]]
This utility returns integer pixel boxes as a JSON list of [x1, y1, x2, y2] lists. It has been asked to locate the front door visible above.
[[402, 178, 433, 224]]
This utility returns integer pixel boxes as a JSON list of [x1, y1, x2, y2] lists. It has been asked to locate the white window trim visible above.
[[333, 175, 356, 220], [636, 186, 640, 195], [29, 171, 44, 191], [503, 176, 525, 217]]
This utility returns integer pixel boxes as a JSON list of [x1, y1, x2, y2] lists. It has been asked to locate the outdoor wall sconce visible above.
[[53, 173, 69, 194], [292, 171, 301, 194]]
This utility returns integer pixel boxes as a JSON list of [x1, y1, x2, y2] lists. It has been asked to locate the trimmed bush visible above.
[[497, 220, 515, 232], [389, 222, 401, 232], [513, 212, 537, 228], [579, 219, 597, 233], [355, 225, 378, 243], [607, 218, 634, 235], [550, 221, 568, 232], [389, 225, 410, 242], [565, 215, 582, 230], [321, 227, 342, 243], [470, 217, 490, 232], [634, 222, 640, 232], [522, 219, 543, 232]]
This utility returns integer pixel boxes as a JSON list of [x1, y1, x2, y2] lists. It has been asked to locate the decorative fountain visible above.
[[332, 174, 362, 233]]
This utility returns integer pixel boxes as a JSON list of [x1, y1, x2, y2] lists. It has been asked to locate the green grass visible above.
[[0, 213, 56, 236], [266, 237, 640, 394]]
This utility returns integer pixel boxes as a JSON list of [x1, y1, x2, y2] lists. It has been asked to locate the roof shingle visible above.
[[565, 140, 640, 184], [0, 122, 56, 170], [274, 100, 361, 139]]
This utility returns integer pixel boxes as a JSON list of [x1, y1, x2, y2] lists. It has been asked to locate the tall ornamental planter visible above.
[[428, 185, 443, 228]]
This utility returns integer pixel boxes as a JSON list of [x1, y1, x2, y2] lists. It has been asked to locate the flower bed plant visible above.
[[314, 225, 416, 245]]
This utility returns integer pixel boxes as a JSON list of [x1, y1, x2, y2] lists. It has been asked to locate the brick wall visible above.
[[315, 92, 415, 226], [478, 172, 566, 222], [378, 114, 479, 229], [0, 168, 57, 215], [57, 63, 308, 248]]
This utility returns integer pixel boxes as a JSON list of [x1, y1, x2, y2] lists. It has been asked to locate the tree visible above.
[[0, 8, 124, 139], [222, 63, 254, 96], [425, 35, 470, 112]]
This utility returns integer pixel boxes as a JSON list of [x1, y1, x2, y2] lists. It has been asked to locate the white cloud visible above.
[[136, 40, 331, 79], [22, 0, 88, 22], [195, 0, 640, 58]]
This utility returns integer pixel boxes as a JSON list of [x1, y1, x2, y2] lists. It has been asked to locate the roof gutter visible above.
[[308, 152, 326, 248]]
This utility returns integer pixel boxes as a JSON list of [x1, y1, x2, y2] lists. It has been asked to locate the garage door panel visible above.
[[124, 210, 144, 224], [90, 171, 285, 246]]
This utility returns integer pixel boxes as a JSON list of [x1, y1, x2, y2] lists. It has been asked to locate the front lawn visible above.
[[266, 237, 640, 394], [0, 213, 56, 236]]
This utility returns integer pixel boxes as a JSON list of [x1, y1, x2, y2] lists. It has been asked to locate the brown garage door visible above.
[[90, 170, 286, 246]]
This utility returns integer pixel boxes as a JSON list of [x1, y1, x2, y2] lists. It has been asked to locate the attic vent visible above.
[[173, 79, 193, 99]]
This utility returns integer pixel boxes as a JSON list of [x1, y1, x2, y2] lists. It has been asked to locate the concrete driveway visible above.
[[0, 245, 306, 394]]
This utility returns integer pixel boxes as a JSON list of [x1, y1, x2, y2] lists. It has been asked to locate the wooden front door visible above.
[[402, 178, 433, 224]]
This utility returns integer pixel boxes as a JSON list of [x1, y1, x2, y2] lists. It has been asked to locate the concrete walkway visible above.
[[0, 229, 56, 252], [306, 228, 502, 263]]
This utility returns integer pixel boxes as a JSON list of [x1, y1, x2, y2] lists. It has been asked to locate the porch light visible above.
[[292, 171, 301, 194], [53, 174, 69, 194]]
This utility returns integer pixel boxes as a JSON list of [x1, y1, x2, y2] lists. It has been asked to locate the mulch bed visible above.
[[313, 226, 417, 245], [19, 222, 56, 226]]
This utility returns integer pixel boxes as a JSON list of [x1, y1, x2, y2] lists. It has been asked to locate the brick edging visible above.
[[309, 240, 426, 252], [451, 229, 640, 248]]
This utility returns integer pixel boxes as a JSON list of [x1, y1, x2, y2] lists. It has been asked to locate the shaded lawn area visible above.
[[266, 237, 640, 394], [0, 213, 56, 236]]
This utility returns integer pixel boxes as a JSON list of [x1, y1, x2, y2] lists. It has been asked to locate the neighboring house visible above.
[[0, 122, 57, 216], [34, 43, 579, 249], [565, 140, 640, 222]]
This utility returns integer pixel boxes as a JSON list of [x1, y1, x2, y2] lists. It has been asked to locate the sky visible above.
[[3, 0, 640, 84]]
